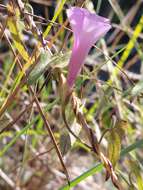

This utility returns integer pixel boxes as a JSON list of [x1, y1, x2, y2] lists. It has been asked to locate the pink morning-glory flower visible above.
[[66, 7, 111, 88]]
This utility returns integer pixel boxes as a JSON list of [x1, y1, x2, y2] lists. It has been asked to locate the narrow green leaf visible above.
[[0, 120, 35, 156], [59, 163, 103, 190], [120, 139, 143, 156], [60, 139, 143, 190], [43, 0, 67, 38], [107, 129, 121, 168], [7, 5, 29, 61]]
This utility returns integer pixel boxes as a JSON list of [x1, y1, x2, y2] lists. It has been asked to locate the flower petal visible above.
[[67, 7, 111, 88]]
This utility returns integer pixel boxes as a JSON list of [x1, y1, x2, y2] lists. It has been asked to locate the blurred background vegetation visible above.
[[0, 0, 143, 190]]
